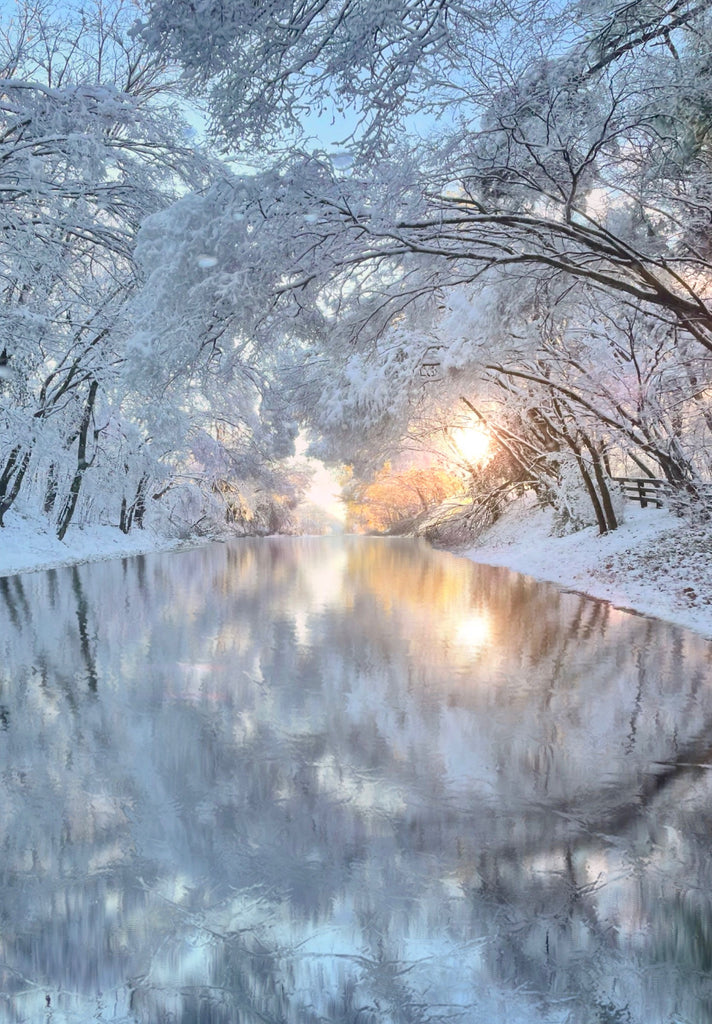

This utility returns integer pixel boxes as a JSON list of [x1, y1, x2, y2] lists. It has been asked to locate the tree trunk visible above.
[[580, 434, 618, 532], [133, 477, 147, 528], [44, 464, 58, 514], [547, 399, 613, 535], [0, 447, 31, 527], [120, 475, 149, 533], [56, 379, 99, 542], [572, 452, 608, 535], [119, 496, 131, 534]]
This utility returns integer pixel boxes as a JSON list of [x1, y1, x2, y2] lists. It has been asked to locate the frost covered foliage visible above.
[[0, 0, 310, 541], [138, 0, 485, 157], [0, 0, 204, 538], [131, 149, 440, 481], [432, 275, 712, 535], [5, 0, 712, 541], [303, 301, 446, 472], [128, 165, 325, 476], [134, 0, 712, 536]]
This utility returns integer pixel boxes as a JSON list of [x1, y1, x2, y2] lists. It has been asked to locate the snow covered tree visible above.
[[137, 0, 495, 158], [135, 0, 712, 531], [0, 0, 210, 536], [344, 461, 463, 533], [125, 161, 332, 533]]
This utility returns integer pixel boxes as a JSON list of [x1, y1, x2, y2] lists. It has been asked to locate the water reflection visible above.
[[0, 537, 711, 1023]]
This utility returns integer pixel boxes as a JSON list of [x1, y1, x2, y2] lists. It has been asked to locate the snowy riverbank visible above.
[[1, 501, 711, 641], [461, 497, 712, 640], [0, 509, 191, 577]]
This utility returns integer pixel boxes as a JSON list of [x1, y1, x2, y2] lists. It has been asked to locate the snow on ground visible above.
[[461, 495, 712, 640], [0, 508, 189, 577], [1, 498, 711, 641]]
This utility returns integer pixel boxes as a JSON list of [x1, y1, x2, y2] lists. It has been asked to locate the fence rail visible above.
[[610, 476, 668, 508]]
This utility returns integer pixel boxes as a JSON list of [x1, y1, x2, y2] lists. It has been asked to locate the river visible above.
[[1, 536, 712, 1023]]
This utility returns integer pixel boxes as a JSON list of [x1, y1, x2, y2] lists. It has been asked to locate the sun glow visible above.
[[455, 611, 491, 655], [450, 425, 492, 465]]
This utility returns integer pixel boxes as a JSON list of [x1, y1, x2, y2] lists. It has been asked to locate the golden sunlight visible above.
[[450, 425, 492, 465], [455, 611, 491, 655]]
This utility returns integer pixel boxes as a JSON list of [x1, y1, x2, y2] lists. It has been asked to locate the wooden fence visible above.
[[611, 476, 668, 508]]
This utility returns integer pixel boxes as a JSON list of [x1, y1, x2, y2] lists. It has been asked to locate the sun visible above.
[[450, 424, 492, 465]]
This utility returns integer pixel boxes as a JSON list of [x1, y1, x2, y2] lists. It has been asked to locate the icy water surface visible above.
[[1, 536, 712, 1023]]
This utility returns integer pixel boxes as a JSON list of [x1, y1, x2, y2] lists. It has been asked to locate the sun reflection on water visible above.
[[454, 611, 491, 654]]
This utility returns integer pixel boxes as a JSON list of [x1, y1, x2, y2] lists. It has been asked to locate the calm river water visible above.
[[1, 537, 712, 1024]]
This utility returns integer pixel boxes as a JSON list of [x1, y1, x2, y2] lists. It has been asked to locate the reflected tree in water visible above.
[[0, 540, 711, 1022]]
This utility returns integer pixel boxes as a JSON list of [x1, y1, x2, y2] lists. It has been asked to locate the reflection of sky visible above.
[[1, 538, 712, 1023]]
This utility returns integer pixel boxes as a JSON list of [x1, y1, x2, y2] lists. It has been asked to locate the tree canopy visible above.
[[2, 0, 712, 538]]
